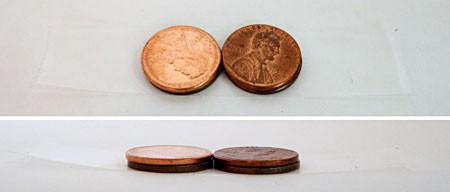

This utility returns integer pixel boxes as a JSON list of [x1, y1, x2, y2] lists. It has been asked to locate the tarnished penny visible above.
[[128, 161, 212, 173], [215, 161, 299, 174], [141, 26, 221, 94], [126, 145, 212, 165], [213, 146, 299, 167], [222, 24, 302, 94]]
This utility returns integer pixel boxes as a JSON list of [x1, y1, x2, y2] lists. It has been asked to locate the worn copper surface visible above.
[[213, 146, 299, 167], [128, 161, 212, 173], [126, 145, 212, 165], [142, 26, 221, 94], [215, 161, 299, 174], [222, 24, 302, 94]]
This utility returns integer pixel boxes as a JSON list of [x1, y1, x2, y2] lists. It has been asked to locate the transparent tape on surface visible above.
[[36, 25, 406, 97]]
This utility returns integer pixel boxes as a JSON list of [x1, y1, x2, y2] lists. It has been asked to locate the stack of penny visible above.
[[141, 26, 221, 94], [126, 145, 213, 173], [213, 146, 300, 174], [222, 24, 302, 94]]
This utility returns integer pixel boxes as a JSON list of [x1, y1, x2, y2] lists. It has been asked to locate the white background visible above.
[[0, 0, 449, 115], [1, 120, 449, 191]]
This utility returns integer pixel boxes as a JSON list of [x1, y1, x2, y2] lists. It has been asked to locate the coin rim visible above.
[[126, 145, 213, 165], [222, 24, 302, 94], [128, 160, 212, 173], [226, 66, 300, 94], [213, 146, 299, 167], [215, 161, 300, 174], [141, 25, 222, 94]]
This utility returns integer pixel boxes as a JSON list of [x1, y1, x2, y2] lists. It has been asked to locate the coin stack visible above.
[[222, 25, 302, 94], [126, 145, 213, 173], [141, 24, 302, 94], [141, 26, 222, 94], [213, 147, 300, 174]]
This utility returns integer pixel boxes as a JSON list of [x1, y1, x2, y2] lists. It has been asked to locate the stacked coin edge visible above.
[[213, 146, 300, 174], [126, 145, 213, 173]]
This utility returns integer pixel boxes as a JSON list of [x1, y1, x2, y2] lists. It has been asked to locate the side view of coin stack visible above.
[[213, 147, 300, 174], [126, 145, 300, 174], [126, 145, 213, 173]]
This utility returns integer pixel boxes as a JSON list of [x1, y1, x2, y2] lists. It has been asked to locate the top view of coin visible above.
[[126, 145, 212, 165], [222, 24, 302, 94], [213, 146, 299, 167], [141, 26, 221, 94]]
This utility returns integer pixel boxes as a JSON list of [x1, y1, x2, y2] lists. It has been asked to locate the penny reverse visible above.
[[126, 145, 212, 165], [142, 26, 221, 94], [222, 24, 302, 94]]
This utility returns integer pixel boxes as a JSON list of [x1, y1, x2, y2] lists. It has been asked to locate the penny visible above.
[[213, 146, 299, 167], [222, 24, 302, 94], [141, 26, 221, 94], [128, 160, 212, 173], [215, 161, 299, 174], [126, 145, 212, 165]]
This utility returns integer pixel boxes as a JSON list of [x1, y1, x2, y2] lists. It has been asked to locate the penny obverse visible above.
[[142, 26, 221, 94], [222, 24, 302, 94]]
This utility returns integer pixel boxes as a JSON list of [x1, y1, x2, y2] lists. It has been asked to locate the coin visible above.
[[222, 24, 302, 94], [126, 145, 212, 165], [215, 161, 299, 174], [141, 26, 221, 94], [128, 160, 212, 173], [213, 146, 299, 167]]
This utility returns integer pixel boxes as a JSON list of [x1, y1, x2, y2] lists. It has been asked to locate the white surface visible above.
[[0, 121, 449, 191], [0, 0, 449, 115]]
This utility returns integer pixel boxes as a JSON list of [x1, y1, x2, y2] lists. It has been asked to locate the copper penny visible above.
[[126, 145, 212, 165], [215, 161, 299, 174], [213, 146, 299, 167], [141, 26, 221, 94], [222, 24, 302, 94], [128, 161, 212, 173]]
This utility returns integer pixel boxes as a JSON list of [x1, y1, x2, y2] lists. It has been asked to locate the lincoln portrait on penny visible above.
[[231, 31, 281, 84]]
